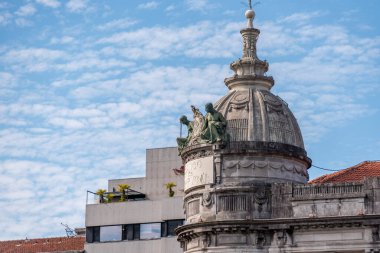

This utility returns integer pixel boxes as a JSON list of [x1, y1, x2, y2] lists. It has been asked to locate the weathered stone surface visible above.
[[176, 6, 380, 253], [214, 89, 305, 150]]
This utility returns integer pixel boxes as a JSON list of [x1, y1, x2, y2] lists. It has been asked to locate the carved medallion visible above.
[[202, 191, 213, 207]]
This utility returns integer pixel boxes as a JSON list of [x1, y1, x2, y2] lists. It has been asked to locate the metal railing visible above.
[[86, 189, 146, 205]]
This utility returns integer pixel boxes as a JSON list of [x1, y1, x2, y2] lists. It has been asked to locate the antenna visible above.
[[61, 223, 76, 237], [240, 1, 260, 10], [253, 1, 261, 8]]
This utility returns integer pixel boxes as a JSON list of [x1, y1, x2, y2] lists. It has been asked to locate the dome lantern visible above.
[[224, 7, 274, 91]]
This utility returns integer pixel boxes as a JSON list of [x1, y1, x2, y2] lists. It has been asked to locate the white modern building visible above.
[[85, 147, 185, 253]]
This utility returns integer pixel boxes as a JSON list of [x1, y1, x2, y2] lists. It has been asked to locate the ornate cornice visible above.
[[224, 141, 311, 167]]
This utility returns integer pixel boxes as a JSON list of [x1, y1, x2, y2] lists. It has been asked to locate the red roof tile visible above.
[[309, 161, 380, 184], [0, 236, 84, 253]]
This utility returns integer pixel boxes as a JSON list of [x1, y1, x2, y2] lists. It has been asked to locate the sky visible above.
[[0, 0, 379, 240]]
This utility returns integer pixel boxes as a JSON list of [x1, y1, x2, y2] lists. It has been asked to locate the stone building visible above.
[[83, 5, 380, 253], [175, 7, 380, 253]]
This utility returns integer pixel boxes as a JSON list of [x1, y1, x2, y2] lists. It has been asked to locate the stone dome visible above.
[[179, 7, 311, 187], [214, 89, 305, 149]]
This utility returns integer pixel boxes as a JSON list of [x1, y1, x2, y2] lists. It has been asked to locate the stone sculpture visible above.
[[188, 105, 205, 145], [201, 103, 228, 144], [177, 103, 228, 153], [176, 115, 194, 153]]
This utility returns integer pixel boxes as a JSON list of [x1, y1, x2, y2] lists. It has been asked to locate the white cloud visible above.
[[36, 0, 61, 8], [66, 0, 88, 12], [15, 3, 37, 16], [51, 70, 122, 87], [96, 21, 241, 59], [50, 36, 76, 44], [165, 5, 175, 12], [0, 72, 16, 88], [186, 0, 209, 11], [2, 48, 67, 72], [0, 12, 12, 25], [15, 18, 33, 27], [4, 48, 66, 61], [137, 1, 158, 10], [281, 11, 325, 24], [97, 18, 138, 31], [0, 160, 88, 240], [49, 117, 86, 129]]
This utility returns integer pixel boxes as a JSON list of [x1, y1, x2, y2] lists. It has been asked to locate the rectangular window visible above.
[[167, 220, 184, 237], [133, 224, 140, 240], [86, 227, 94, 243], [140, 223, 161, 240], [161, 222, 167, 237], [93, 227, 100, 242], [100, 225, 122, 242], [122, 224, 135, 241]]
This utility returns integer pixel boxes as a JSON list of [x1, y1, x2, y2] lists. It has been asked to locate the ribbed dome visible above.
[[214, 89, 305, 149]]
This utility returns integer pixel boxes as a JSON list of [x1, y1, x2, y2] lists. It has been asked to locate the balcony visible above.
[[86, 189, 146, 205]]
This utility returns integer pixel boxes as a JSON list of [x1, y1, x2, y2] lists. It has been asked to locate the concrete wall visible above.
[[84, 237, 182, 253], [108, 147, 184, 200], [86, 196, 184, 227]]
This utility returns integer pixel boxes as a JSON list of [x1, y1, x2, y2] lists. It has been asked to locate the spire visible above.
[[224, 6, 274, 91]]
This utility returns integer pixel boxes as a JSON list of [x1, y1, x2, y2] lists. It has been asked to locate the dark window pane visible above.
[[126, 224, 134, 240], [167, 220, 184, 237], [140, 223, 161, 240], [161, 222, 167, 237], [100, 225, 122, 242], [93, 227, 100, 242], [86, 227, 93, 243], [133, 224, 140, 240]]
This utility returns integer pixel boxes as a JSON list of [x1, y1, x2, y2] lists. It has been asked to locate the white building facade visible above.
[[85, 147, 185, 253]]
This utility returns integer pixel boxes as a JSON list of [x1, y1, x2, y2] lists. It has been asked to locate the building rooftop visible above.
[[309, 161, 380, 184], [0, 236, 84, 253]]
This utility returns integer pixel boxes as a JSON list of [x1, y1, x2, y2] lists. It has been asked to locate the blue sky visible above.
[[0, 0, 379, 240]]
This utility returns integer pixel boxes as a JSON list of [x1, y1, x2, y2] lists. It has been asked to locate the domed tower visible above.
[[176, 6, 311, 253]]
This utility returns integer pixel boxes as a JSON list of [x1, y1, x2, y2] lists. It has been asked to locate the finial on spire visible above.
[[244, 0, 257, 28], [245, 9, 255, 28]]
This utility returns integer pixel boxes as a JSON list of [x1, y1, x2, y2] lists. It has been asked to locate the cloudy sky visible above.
[[0, 0, 379, 240]]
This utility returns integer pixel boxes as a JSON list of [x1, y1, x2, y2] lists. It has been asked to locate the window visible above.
[[100, 225, 122, 242], [93, 227, 100, 242], [167, 220, 184, 236], [133, 224, 140, 240], [122, 224, 135, 241], [86, 219, 185, 243], [140, 223, 161, 240], [86, 227, 100, 243]]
